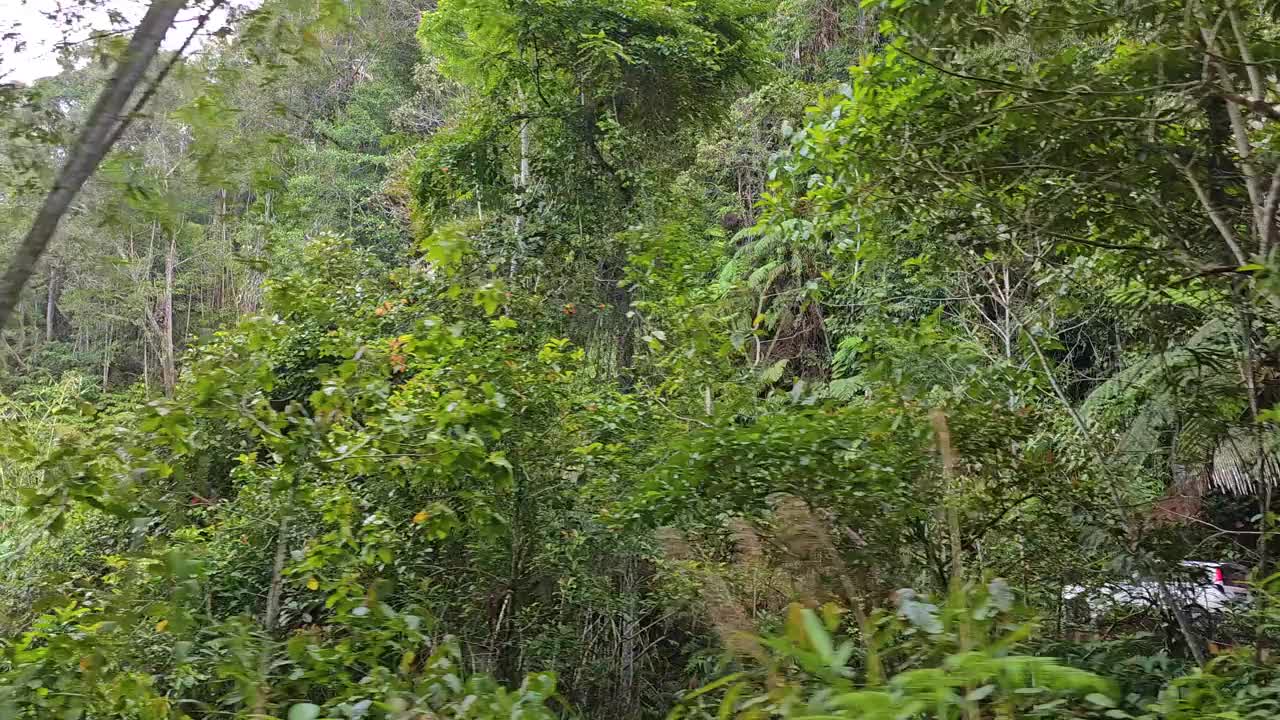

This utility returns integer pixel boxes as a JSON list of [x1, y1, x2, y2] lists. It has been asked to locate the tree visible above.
[[0, 0, 188, 329]]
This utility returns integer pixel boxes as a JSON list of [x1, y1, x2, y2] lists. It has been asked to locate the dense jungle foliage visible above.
[[5, 0, 1280, 717]]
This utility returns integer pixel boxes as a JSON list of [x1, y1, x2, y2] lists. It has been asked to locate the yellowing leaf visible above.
[[155, 619, 169, 633], [413, 510, 430, 524], [306, 578, 320, 591]]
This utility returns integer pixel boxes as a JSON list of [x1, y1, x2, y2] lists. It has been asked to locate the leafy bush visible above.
[[670, 583, 1116, 719]]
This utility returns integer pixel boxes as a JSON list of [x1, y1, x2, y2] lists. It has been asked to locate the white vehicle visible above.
[[1064, 561, 1250, 623]]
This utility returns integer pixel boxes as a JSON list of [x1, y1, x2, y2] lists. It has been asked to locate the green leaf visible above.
[[718, 681, 745, 720], [1086, 693, 1116, 708], [966, 684, 995, 702], [288, 703, 322, 720], [801, 609, 834, 661], [678, 672, 746, 703]]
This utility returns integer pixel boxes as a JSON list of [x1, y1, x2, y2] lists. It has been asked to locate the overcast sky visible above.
[[0, 1, 253, 85]]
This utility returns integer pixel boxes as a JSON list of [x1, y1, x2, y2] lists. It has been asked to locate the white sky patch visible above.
[[0, 0, 257, 85]]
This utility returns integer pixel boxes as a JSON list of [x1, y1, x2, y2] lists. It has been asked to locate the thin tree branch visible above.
[[1222, 92, 1280, 121], [1227, 8, 1266, 103], [1200, 23, 1267, 246], [105, 0, 225, 153], [1175, 158, 1249, 265]]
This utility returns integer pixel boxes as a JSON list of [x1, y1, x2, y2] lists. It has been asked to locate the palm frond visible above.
[[1209, 428, 1280, 496]]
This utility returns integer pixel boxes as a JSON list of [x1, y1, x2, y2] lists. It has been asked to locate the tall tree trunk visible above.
[[510, 95, 532, 280], [14, 304, 26, 355], [0, 0, 186, 329], [142, 330, 150, 394], [930, 410, 964, 591], [238, 193, 269, 314], [44, 262, 61, 342], [142, 221, 165, 394], [219, 189, 229, 311], [161, 232, 177, 396], [618, 557, 639, 717], [101, 322, 112, 388]]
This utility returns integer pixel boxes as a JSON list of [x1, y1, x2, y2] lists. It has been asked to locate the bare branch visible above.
[[1222, 92, 1280, 121]]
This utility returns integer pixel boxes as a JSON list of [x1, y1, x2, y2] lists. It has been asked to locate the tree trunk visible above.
[[263, 511, 290, 632], [219, 189, 229, 311], [142, 324, 150, 394], [101, 322, 112, 388], [161, 232, 177, 395], [510, 109, 532, 281], [44, 262, 61, 342], [930, 410, 964, 591], [614, 284, 636, 392], [618, 557, 639, 717], [255, 498, 292, 716], [238, 193, 268, 314]]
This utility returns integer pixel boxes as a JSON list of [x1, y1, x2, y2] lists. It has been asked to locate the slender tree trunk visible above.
[[615, 291, 636, 391], [510, 91, 532, 281], [255, 496, 292, 715], [618, 557, 639, 717], [930, 410, 964, 591], [15, 304, 26, 354], [220, 189, 229, 311], [101, 322, 112, 388], [263, 511, 290, 632], [44, 262, 61, 342], [160, 232, 177, 395], [932, 408, 980, 720], [239, 193, 268, 314], [0, 0, 186, 329]]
